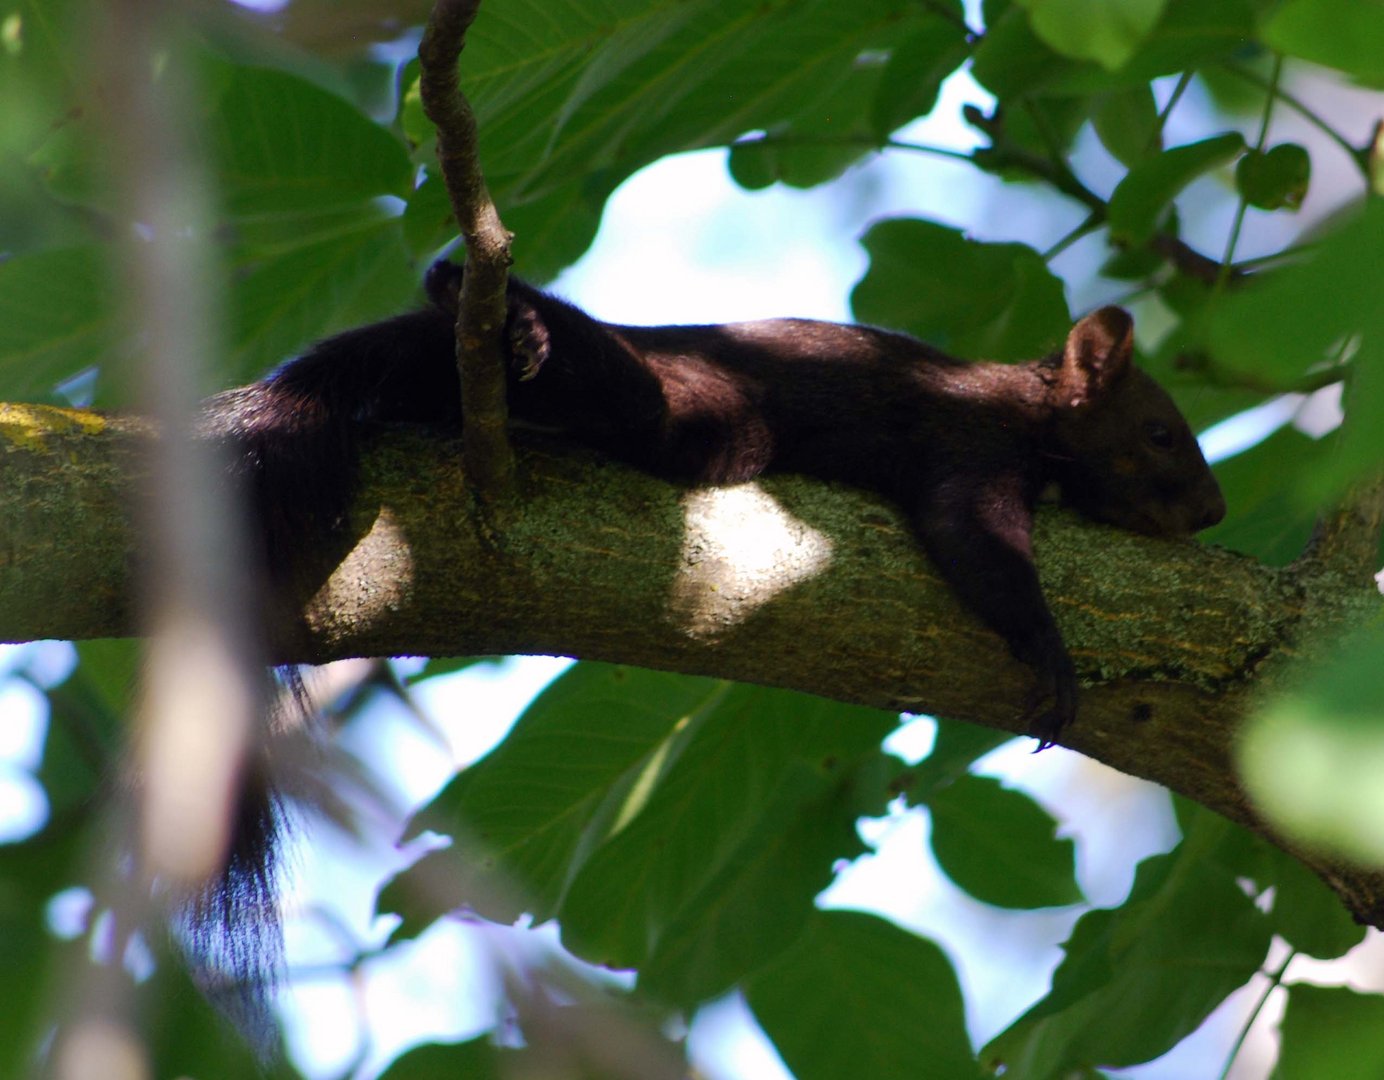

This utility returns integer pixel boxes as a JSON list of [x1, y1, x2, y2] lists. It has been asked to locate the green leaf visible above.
[[908, 719, 1012, 799], [1276, 985, 1384, 1080], [986, 846, 1271, 1072], [928, 775, 1083, 909], [637, 753, 892, 1004], [1014, 0, 1170, 70], [1092, 86, 1161, 167], [1107, 132, 1246, 246], [202, 64, 413, 216], [501, 180, 607, 282], [382, 664, 727, 934], [726, 4, 968, 190], [1263, 0, 1384, 83], [1236, 143, 1311, 211], [401, 172, 456, 261], [466, 0, 926, 208], [975, 0, 1260, 99], [1240, 616, 1384, 863], [555, 686, 896, 991], [0, 0, 86, 149], [225, 219, 418, 380], [729, 57, 886, 191], [852, 219, 1070, 361], [747, 910, 982, 1080]]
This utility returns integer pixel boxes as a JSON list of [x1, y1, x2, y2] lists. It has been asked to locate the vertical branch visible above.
[[418, 0, 516, 498]]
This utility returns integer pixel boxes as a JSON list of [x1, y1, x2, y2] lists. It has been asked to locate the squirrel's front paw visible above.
[[508, 299, 550, 382]]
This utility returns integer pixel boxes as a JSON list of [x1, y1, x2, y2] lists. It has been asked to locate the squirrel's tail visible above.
[[182, 292, 460, 1045], [197, 301, 461, 585]]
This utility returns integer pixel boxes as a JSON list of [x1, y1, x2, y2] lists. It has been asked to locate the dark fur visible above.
[[198, 260, 1224, 1021]]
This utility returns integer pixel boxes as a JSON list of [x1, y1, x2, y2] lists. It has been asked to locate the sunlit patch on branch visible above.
[[310, 508, 416, 631], [670, 485, 834, 639]]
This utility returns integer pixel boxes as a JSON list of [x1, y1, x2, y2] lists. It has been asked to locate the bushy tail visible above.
[[182, 298, 460, 1043]]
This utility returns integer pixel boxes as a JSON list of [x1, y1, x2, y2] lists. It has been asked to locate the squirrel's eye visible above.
[[1146, 421, 1175, 449]]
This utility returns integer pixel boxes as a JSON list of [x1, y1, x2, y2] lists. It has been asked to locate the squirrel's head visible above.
[[1048, 307, 1225, 537]]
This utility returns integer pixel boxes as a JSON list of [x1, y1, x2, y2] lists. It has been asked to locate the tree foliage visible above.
[[1, 0, 1384, 1077]]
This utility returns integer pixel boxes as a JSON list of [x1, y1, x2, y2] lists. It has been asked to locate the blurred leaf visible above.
[[928, 775, 1084, 909], [971, 4, 1074, 99], [1262, 0, 1384, 83], [33, 61, 413, 218], [0, 826, 86, 1077], [852, 219, 1070, 360], [871, 15, 970, 137], [1236, 143, 1311, 211], [1110, 0, 1261, 83], [0, 0, 86, 132], [144, 955, 296, 1078], [726, 5, 967, 190], [37, 640, 138, 817], [1092, 85, 1161, 166], [1276, 985, 1384, 1080], [1014, 0, 1169, 71], [986, 846, 1271, 1073], [0, 247, 113, 400], [974, 0, 1261, 99], [1240, 615, 1384, 863], [1107, 133, 1245, 245], [1264, 848, 1367, 960], [1210, 202, 1384, 379], [747, 910, 982, 1080], [379, 1037, 500, 1080], [1209, 200, 1384, 500]]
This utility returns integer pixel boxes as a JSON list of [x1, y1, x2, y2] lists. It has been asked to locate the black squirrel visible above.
[[192, 258, 1223, 1029], [206, 258, 1224, 743]]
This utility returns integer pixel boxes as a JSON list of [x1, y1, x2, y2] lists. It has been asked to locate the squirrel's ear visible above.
[[1057, 307, 1134, 408]]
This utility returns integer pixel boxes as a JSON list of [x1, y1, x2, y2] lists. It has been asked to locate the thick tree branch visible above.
[[3, 404, 1384, 925], [418, 0, 515, 497]]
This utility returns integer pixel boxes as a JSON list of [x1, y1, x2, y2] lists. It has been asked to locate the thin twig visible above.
[[1224, 61, 1370, 181], [1217, 55, 1283, 293], [418, 0, 515, 498]]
